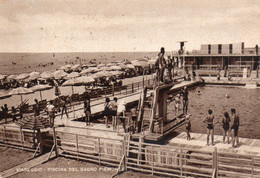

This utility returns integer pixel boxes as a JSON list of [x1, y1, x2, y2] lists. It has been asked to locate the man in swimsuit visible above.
[[181, 86, 189, 114], [231, 109, 240, 148], [202, 109, 215, 146], [222, 112, 231, 143]]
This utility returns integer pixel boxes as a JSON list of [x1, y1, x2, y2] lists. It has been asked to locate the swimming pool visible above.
[[168, 85, 260, 139]]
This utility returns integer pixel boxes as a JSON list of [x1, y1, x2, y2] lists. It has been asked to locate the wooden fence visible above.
[[50, 129, 260, 178]]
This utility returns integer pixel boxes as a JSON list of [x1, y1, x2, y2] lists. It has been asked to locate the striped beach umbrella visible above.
[[17, 115, 51, 130]]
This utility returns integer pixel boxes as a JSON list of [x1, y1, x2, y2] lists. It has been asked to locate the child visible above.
[[185, 114, 191, 140]]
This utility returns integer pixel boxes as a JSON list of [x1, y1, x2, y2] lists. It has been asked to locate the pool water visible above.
[[168, 85, 260, 139]]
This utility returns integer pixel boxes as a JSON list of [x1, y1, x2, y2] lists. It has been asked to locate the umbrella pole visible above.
[[20, 95, 23, 103], [40, 91, 43, 101], [71, 86, 74, 94]]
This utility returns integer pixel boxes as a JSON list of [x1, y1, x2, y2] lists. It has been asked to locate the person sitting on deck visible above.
[[231, 109, 240, 148], [202, 109, 217, 146], [46, 101, 55, 127], [117, 100, 126, 133]]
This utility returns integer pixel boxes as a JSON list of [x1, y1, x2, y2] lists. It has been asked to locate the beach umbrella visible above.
[[106, 63, 114, 67], [100, 66, 112, 71], [97, 63, 106, 68], [124, 61, 132, 65], [60, 64, 72, 70], [65, 72, 80, 79], [126, 64, 135, 69], [80, 67, 99, 75], [16, 73, 29, 80], [71, 64, 81, 71], [62, 79, 77, 93], [148, 59, 157, 65], [110, 66, 122, 71], [131, 60, 142, 67], [0, 74, 7, 80], [30, 84, 53, 101], [0, 91, 11, 100], [17, 115, 51, 130], [16, 115, 52, 148], [118, 63, 129, 69], [9, 87, 34, 102], [75, 76, 95, 85], [7, 74, 17, 80], [92, 71, 113, 78], [40, 71, 54, 79], [53, 70, 67, 79], [29, 71, 40, 80]]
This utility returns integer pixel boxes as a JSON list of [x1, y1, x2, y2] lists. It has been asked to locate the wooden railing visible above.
[[0, 125, 41, 154]]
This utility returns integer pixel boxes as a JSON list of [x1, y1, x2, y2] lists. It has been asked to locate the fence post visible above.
[[252, 157, 254, 177], [98, 138, 101, 165], [213, 147, 218, 178], [4, 125, 7, 145], [132, 82, 134, 93], [76, 135, 79, 161], [20, 127, 24, 150], [52, 127, 58, 157]]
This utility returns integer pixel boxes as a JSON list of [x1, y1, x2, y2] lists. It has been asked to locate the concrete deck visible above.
[[169, 132, 260, 156]]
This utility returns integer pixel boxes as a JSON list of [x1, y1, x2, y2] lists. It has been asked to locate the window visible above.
[[218, 44, 222, 54]]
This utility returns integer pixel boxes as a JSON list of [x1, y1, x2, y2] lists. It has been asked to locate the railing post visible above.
[[213, 147, 218, 178], [20, 127, 24, 150], [76, 134, 79, 161], [252, 157, 254, 177], [4, 125, 7, 145], [132, 82, 134, 93], [52, 127, 58, 157], [98, 138, 101, 165]]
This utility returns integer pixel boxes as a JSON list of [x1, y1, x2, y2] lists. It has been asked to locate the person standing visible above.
[[110, 97, 118, 130], [84, 99, 91, 126], [222, 112, 231, 143], [60, 98, 69, 120], [33, 99, 40, 117], [156, 47, 166, 84], [166, 55, 173, 81], [181, 86, 189, 114], [185, 114, 192, 140], [117, 100, 126, 132], [104, 97, 112, 128], [46, 101, 55, 127], [202, 109, 215, 146], [231, 109, 240, 148]]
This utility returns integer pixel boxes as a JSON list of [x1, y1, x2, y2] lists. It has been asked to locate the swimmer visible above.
[[197, 90, 201, 95], [225, 94, 230, 98]]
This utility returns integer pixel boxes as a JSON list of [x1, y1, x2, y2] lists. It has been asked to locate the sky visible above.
[[0, 0, 260, 52]]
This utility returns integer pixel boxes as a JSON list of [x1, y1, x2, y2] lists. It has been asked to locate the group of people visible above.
[[185, 108, 240, 148], [103, 97, 129, 132], [155, 47, 176, 84], [170, 86, 189, 116], [202, 108, 240, 148]]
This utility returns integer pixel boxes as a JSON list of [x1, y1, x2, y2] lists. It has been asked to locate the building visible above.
[[174, 42, 260, 70]]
